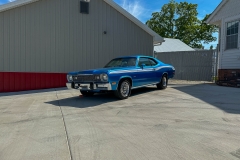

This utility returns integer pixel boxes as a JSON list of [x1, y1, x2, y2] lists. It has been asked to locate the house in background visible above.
[[0, 0, 163, 92], [154, 38, 195, 53], [206, 0, 240, 87]]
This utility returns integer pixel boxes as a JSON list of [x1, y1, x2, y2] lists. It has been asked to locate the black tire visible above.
[[157, 74, 168, 90], [114, 79, 131, 99], [80, 90, 94, 96]]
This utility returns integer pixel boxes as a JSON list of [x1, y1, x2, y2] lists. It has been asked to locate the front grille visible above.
[[73, 75, 95, 82]]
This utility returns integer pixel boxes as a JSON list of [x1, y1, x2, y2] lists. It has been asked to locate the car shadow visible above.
[[45, 87, 158, 109], [170, 83, 240, 114], [6, 82, 238, 114], [45, 83, 240, 114]]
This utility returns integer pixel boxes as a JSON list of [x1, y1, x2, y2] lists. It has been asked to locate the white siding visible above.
[[211, 0, 240, 23], [219, 13, 240, 69]]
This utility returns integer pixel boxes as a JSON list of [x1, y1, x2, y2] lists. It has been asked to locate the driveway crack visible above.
[[55, 89, 73, 160]]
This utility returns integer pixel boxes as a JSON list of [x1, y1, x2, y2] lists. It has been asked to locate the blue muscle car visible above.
[[66, 55, 175, 99]]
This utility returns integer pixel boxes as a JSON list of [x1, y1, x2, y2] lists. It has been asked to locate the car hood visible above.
[[68, 67, 136, 75]]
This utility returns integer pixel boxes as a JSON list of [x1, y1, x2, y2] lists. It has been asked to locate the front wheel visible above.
[[157, 75, 168, 90], [114, 80, 131, 99], [80, 90, 94, 96]]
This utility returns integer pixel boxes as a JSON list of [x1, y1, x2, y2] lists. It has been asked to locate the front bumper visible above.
[[66, 82, 112, 91]]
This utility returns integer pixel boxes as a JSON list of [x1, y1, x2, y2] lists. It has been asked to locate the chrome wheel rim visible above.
[[162, 77, 167, 87], [120, 81, 130, 97]]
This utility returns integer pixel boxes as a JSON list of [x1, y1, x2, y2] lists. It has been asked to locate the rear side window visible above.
[[149, 58, 158, 66], [138, 58, 151, 66], [138, 57, 158, 66]]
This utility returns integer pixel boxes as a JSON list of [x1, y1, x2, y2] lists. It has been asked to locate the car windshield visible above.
[[104, 57, 137, 68]]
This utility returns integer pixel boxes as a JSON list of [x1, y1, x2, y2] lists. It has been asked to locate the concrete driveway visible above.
[[0, 80, 240, 160]]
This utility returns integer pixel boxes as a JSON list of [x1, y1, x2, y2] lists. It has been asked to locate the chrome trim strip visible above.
[[98, 84, 109, 87], [66, 82, 112, 91], [76, 74, 94, 76], [132, 83, 158, 89], [79, 84, 91, 90]]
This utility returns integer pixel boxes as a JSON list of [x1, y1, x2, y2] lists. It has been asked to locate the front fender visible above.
[[109, 75, 133, 90]]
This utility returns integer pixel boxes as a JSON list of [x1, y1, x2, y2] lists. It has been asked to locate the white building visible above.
[[206, 0, 240, 86]]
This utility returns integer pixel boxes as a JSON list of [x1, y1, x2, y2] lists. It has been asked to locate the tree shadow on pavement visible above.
[[170, 83, 240, 114]]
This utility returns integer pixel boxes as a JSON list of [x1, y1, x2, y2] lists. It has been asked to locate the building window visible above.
[[226, 21, 239, 49], [80, 1, 89, 14]]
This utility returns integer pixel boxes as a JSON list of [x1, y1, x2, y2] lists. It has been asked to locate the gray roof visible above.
[[154, 38, 194, 52]]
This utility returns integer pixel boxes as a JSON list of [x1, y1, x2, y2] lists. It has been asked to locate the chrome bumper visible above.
[[66, 82, 73, 90], [66, 82, 112, 90]]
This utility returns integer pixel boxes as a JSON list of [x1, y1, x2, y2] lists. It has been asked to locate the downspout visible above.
[[153, 37, 163, 58]]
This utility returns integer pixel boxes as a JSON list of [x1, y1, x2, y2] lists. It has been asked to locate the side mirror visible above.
[[141, 64, 146, 69]]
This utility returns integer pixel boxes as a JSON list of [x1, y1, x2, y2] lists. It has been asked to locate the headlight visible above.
[[67, 75, 73, 82], [100, 73, 108, 81]]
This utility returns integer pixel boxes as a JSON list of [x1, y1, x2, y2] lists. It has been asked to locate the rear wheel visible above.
[[80, 90, 94, 96], [114, 79, 131, 99], [157, 74, 168, 90]]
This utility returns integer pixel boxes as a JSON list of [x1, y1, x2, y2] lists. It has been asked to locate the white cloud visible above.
[[8, 0, 16, 2], [120, 0, 145, 20]]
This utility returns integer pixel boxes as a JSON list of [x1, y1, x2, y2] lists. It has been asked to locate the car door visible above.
[[134, 57, 157, 86], [148, 58, 159, 83]]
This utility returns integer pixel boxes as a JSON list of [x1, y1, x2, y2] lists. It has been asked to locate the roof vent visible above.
[[80, 1, 89, 14]]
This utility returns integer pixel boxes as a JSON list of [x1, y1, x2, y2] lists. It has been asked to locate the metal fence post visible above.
[[215, 44, 219, 82]]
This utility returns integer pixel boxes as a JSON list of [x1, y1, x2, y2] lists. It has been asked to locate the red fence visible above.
[[0, 72, 67, 92]]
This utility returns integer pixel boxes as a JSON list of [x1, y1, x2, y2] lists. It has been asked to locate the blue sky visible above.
[[0, 0, 221, 49], [113, 0, 222, 23], [113, 0, 222, 49], [0, 0, 15, 5]]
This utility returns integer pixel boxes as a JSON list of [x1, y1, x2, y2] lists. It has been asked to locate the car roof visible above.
[[114, 55, 154, 59]]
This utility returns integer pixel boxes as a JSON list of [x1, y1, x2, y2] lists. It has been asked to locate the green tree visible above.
[[210, 45, 213, 50], [146, 0, 217, 49]]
